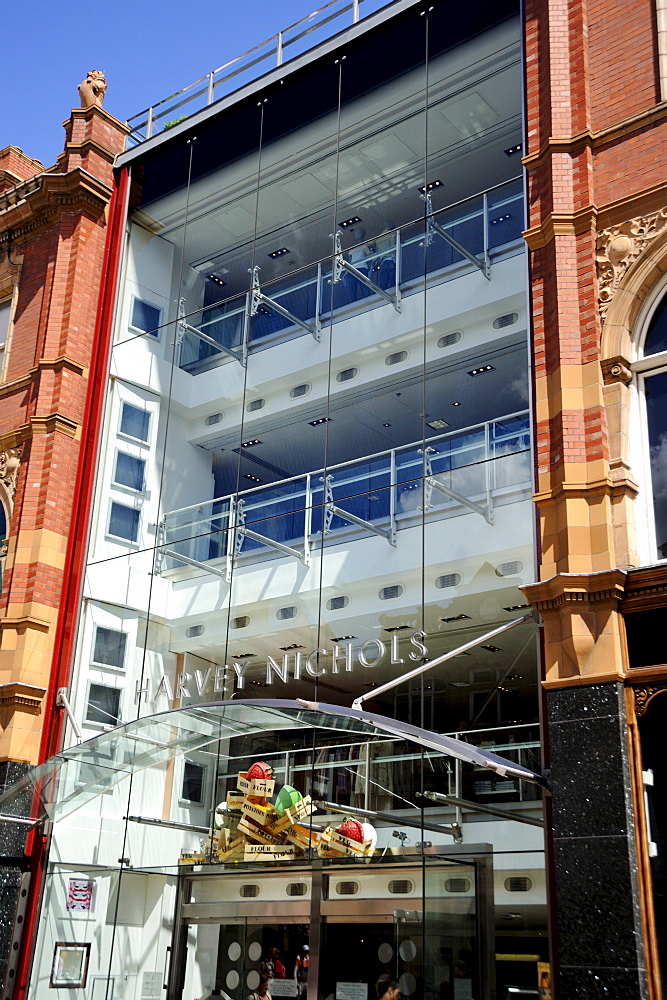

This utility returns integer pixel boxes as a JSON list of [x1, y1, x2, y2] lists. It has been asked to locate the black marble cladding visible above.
[[0, 760, 31, 992], [547, 682, 649, 1000]]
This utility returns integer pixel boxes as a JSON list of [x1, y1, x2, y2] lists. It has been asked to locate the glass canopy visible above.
[[0, 699, 547, 827]]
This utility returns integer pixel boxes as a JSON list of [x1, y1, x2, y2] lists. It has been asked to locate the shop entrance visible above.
[[171, 856, 492, 1000]]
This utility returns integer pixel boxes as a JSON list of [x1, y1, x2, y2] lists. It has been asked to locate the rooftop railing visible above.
[[126, 0, 392, 146]]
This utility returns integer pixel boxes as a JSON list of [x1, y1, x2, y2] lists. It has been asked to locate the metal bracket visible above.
[[179, 295, 247, 367], [421, 447, 493, 524], [421, 193, 490, 280], [232, 498, 310, 565], [331, 231, 401, 312], [249, 266, 320, 341], [56, 688, 83, 745], [322, 474, 396, 546], [160, 547, 229, 581]]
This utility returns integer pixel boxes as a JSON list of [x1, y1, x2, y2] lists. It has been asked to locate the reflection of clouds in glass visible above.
[[501, 369, 529, 405], [649, 432, 667, 554]]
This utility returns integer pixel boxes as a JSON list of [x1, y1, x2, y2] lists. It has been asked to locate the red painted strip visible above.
[[13, 165, 130, 1000]]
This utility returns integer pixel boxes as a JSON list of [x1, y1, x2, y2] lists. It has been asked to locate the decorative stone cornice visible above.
[[523, 100, 667, 171], [621, 564, 667, 611], [0, 614, 51, 633], [533, 475, 639, 505], [597, 209, 667, 322], [0, 411, 80, 453], [522, 568, 628, 614], [0, 355, 86, 398], [0, 682, 46, 713], [0, 168, 113, 247], [523, 206, 598, 251]]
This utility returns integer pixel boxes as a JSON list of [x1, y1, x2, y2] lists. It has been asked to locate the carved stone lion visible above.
[[78, 70, 107, 109]]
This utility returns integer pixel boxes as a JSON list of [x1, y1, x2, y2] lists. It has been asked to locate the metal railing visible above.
[[177, 179, 524, 372], [126, 0, 391, 145], [161, 411, 531, 577]]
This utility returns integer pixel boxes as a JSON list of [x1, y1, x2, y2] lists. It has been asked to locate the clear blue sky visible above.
[[1, 0, 322, 168]]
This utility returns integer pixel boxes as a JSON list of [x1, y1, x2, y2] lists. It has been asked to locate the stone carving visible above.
[[78, 70, 107, 109], [633, 683, 667, 717], [601, 356, 632, 385], [597, 208, 667, 321], [0, 447, 22, 501]]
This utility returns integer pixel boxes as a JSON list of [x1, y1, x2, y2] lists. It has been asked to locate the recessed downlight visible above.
[[490, 214, 511, 225], [245, 474, 261, 483], [504, 603, 531, 612], [280, 643, 306, 650], [331, 635, 355, 642], [241, 439, 261, 448], [419, 179, 443, 193], [339, 216, 362, 229], [232, 653, 255, 659], [427, 418, 449, 430], [481, 644, 502, 652], [504, 143, 522, 157], [268, 247, 290, 259], [468, 365, 495, 377], [309, 417, 331, 426], [441, 614, 471, 623], [384, 625, 410, 632], [207, 274, 226, 286]]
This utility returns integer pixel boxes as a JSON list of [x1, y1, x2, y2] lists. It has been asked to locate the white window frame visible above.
[[112, 448, 147, 495], [106, 498, 141, 545], [118, 400, 152, 446], [129, 294, 162, 340], [90, 625, 128, 672], [84, 680, 123, 730]]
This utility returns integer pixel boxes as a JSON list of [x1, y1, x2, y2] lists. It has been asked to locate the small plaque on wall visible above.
[[141, 971, 163, 998]]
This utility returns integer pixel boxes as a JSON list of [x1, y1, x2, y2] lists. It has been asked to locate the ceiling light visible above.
[[245, 474, 261, 483], [490, 214, 511, 225], [280, 643, 306, 650], [504, 603, 531, 612], [232, 653, 255, 659], [309, 417, 331, 426], [419, 179, 443, 193], [241, 439, 261, 447], [449, 680, 470, 688], [383, 422, 391, 428], [452, 401, 461, 406], [427, 418, 449, 430], [207, 274, 226, 286], [481, 644, 501, 652], [268, 247, 290, 258], [331, 635, 355, 642], [468, 365, 495, 377], [441, 614, 471, 623], [384, 625, 410, 632], [504, 143, 522, 157], [339, 216, 362, 229]]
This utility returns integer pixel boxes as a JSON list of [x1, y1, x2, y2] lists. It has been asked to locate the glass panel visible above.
[[645, 369, 667, 557], [644, 295, 667, 357]]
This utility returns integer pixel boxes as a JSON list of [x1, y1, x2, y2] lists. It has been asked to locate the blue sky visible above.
[[1, 0, 322, 167]]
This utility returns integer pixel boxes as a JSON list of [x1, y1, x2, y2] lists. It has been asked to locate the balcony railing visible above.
[[177, 179, 524, 373], [126, 0, 395, 145], [161, 411, 530, 580]]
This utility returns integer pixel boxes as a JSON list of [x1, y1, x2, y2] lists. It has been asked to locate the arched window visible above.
[[635, 291, 667, 559]]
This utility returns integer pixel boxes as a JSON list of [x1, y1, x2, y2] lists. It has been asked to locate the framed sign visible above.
[[50, 942, 91, 989]]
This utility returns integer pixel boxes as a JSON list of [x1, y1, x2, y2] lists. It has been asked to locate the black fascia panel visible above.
[[130, 0, 518, 211]]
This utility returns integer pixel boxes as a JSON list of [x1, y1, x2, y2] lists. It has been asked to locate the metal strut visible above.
[[249, 266, 320, 341], [421, 447, 493, 524], [322, 475, 396, 546], [179, 297, 247, 367], [160, 547, 229, 581], [56, 688, 83, 745], [421, 193, 490, 279], [233, 499, 310, 565], [331, 231, 401, 312]]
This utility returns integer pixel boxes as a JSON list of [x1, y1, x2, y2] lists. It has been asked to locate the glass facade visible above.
[[25, 3, 548, 998]]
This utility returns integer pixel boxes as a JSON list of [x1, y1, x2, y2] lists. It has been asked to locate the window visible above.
[[181, 761, 206, 803], [119, 402, 150, 443], [635, 291, 667, 559], [130, 297, 161, 337], [92, 626, 127, 669], [0, 299, 11, 380], [108, 501, 140, 543], [85, 683, 121, 726], [113, 452, 146, 492]]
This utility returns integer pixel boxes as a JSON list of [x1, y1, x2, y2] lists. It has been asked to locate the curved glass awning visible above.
[[0, 699, 547, 827]]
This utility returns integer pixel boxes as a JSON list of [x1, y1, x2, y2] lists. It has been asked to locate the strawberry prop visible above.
[[336, 817, 364, 843], [247, 761, 273, 780]]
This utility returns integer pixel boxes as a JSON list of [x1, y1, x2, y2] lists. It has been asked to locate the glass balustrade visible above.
[[161, 410, 530, 572], [177, 179, 524, 372]]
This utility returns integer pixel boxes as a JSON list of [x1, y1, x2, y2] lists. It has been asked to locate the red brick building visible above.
[[0, 98, 127, 985]]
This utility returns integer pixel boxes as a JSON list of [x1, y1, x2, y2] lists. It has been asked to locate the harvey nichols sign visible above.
[[135, 631, 429, 705]]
